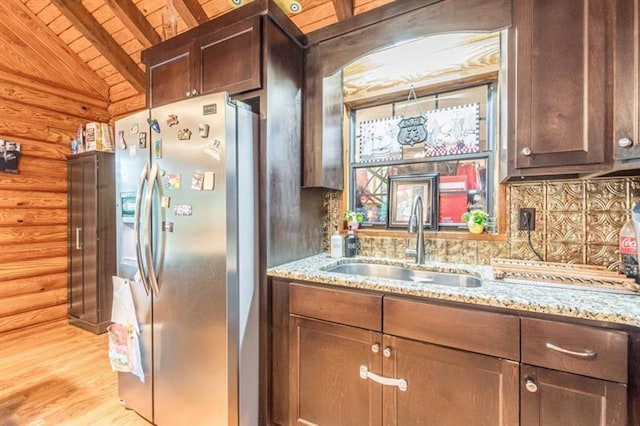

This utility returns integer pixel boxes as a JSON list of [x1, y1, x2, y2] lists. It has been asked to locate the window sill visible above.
[[350, 227, 507, 241]]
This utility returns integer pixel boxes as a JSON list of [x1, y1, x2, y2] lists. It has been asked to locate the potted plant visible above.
[[344, 210, 364, 230], [461, 209, 489, 234]]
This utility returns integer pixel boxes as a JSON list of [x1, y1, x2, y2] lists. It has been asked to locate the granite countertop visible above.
[[267, 254, 640, 328]]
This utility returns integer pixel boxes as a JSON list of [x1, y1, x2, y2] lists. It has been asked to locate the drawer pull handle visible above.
[[359, 366, 407, 392], [546, 342, 597, 358]]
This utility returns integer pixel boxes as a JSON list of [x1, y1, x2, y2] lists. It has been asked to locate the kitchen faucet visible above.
[[407, 195, 425, 264]]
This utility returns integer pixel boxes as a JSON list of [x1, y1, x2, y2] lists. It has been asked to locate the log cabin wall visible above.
[[0, 0, 397, 336], [0, 78, 110, 335]]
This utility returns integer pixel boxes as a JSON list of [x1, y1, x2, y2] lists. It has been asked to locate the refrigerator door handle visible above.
[[134, 163, 151, 296], [144, 161, 161, 297]]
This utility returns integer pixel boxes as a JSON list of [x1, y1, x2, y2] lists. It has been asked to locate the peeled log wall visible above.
[[0, 76, 110, 335]]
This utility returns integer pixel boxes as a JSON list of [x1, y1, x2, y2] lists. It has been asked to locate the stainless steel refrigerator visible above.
[[114, 92, 258, 426]]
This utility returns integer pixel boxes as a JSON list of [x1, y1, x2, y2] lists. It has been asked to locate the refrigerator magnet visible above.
[[173, 205, 192, 216], [166, 114, 179, 127], [154, 139, 162, 159], [163, 174, 181, 189], [129, 145, 137, 157], [203, 139, 222, 160], [162, 221, 174, 232], [161, 196, 170, 208], [198, 123, 210, 138], [117, 130, 127, 150], [148, 118, 161, 133], [203, 172, 215, 191], [191, 173, 204, 190], [139, 132, 147, 149], [130, 124, 139, 134], [177, 128, 192, 141]]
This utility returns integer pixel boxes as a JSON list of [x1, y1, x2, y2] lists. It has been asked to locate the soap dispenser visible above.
[[345, 227, 357, 258], [330, 226, 343, 258]]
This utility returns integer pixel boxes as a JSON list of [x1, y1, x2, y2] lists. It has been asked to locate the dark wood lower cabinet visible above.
[[520, 365, 627, 426], [274, 280, 635, 426], [383, 335, 519, 425], [288, 315, 519, 426], [289, 316, 382, 425]]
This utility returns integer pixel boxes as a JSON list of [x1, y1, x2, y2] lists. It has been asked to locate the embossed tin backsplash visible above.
[[323, 177, 640, 269]]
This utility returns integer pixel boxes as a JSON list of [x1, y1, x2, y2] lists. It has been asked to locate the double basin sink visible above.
[[324, 262, 482, 288]]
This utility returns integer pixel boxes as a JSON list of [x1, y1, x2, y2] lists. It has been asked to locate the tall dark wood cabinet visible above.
[[67, 151, 115, 334]]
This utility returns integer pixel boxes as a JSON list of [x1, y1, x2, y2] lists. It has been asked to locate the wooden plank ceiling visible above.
[[0, 0, 393, 121]]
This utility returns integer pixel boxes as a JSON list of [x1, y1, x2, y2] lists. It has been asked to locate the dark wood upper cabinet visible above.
[[613, 0, 640, 165], [142, 8, 263, 108], [147, 44, 193, 108], [195, 17, 261, 98], [508, 0, 612, 176]]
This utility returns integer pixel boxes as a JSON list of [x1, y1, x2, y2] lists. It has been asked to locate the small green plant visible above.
[[344, 210, 364, 224], [462, 209, 490, 225]]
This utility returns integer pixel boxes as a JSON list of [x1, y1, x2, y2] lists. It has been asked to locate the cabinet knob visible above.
[[524, 378, 538, 393], [191, 89, 198, 97], [383, 347, 392, 358], [521, 147, 532, 156], [185, 91, 191, 98], [618, 137, 633, 148], [371, 343, 380, 353]]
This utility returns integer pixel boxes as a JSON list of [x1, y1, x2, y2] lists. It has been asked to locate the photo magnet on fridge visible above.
[[130, 124, 139, 134], [117, 131, 127, 150], [163, 174, 181, 189], [191, 173, 204, 190], [173, 205, 192, 216], [154, 139, 162, 159], [138, 132, 147, 148]]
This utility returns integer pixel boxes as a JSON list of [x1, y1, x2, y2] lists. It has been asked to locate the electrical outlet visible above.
[[518, 208, 536, 231]]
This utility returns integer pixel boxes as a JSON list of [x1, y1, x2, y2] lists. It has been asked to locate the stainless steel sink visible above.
[[324, 263, 482, 288]]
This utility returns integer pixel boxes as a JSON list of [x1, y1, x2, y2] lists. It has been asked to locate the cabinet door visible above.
[[68, 159, 84, 318], [511, 0, 609, 172], [382, 335, 519, 426], [68, 156, 97, 323], [289, 316, 382, 426], [148, 44, 193, 107], [613, 0, 640, 161], [521, 365, 626, 426], [195, 17, 261, 96]]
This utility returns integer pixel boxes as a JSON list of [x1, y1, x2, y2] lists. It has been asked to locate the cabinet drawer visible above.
[[521, 318, 628, 383], [384, 297, 520, 360], [289, 283, 382, 331]]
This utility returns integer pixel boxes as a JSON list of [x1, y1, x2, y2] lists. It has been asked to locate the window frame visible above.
[[347, 79, 498, 231]]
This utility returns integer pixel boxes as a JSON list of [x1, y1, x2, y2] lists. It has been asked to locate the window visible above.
[[348, 82, 497, 229]]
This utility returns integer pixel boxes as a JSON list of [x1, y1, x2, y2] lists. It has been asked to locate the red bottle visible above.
[[619, 217, 638, 278]]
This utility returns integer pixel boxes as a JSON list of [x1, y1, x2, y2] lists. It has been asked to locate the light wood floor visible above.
[[0, 320, 150, 425]]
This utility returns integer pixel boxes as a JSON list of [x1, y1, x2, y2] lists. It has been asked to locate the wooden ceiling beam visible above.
[[104, 0, 162, 48], [49, 0, 145, 93], [173, 0, 209, 28], [332, 0, 354, 21]]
